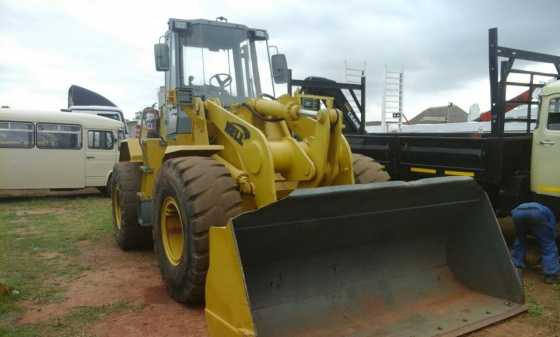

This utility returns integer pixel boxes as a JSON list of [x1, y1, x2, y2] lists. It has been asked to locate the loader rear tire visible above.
[[153, 157, 242, 304], [352, 153, 390, 183], [111, 162, 152, 250]]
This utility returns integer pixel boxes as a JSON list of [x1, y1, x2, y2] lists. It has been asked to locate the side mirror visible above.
[[271, 54, 288, 84], [154, 43, 170, 71]]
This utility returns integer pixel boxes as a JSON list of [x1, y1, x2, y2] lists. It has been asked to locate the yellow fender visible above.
[[118, 138, 143, 162]]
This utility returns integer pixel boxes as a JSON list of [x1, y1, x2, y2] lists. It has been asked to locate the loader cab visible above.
[[156, 19, 276, 107]]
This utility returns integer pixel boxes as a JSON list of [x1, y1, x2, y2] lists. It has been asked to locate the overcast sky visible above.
[[1, 0, 559, 121]]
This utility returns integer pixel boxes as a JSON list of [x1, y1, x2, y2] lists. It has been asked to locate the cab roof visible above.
[[167, 18, 269, 49], [541, 80, 560, 96], [168, 18, 252, 32]]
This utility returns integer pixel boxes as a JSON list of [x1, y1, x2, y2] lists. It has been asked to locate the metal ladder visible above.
[[381, 67, 404, 132]]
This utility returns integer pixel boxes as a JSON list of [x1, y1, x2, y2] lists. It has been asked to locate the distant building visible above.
[[408, 103, 467, 124], [127, 120, 139, 138]]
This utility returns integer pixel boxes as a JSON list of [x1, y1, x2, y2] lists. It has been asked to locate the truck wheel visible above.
[[153, 157, 242, 304], [111, 162, 152, 250], [352, 153, 390, 183]]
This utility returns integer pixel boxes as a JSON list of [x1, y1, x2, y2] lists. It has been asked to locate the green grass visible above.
[[527, 298, 545, 317], [0, 195, 116, 337]]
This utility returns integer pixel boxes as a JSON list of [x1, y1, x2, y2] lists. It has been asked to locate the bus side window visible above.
[[37, 123, 82, 149], [88, 130, 115, 150], [0, 121, 34, 148], [547, 97, 560, 130]]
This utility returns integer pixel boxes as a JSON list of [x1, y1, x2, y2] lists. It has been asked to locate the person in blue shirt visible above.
[[511, 202, 560, 284]]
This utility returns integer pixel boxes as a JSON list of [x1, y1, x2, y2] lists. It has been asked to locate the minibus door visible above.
[[85, 129, 118, 187]]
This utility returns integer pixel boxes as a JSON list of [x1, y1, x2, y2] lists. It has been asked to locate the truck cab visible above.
[[531, 80, 560, 203]]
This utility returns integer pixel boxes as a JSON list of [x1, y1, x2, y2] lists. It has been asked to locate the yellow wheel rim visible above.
[[160, 197, 185, 266], [112, 186, 122, 229]]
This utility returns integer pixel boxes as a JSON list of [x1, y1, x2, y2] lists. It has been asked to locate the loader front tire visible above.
[[153, 157, 242, 304], [111, 162, 152, 250], [352, 153, 390, 183]]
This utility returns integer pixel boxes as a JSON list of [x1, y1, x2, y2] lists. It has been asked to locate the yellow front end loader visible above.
[[111, 18, 525, 337]]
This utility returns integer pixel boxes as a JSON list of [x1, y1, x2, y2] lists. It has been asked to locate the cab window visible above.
[[37, 123, 82, 149], [88, 130, 115, 150], [0, 121, 34, 148], [548, 97, 560, 130]]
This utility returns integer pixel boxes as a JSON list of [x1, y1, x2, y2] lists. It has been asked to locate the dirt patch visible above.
[[89, 290, 206, 337], [470, 319, 548, 337], [468, 267, 560, 337], [36, 251, 64, 259], [12, 227, 42, 235], [0, 283, 10, 296], [19, 240, 155, 323], [15, 208, 66, 217], [18, 238, 208, 336]]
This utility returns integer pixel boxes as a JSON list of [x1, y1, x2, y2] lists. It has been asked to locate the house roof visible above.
[[408, 103, 467, 124]]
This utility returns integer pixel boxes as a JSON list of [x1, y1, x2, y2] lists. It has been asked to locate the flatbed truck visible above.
[[291, 28, 560, 215]]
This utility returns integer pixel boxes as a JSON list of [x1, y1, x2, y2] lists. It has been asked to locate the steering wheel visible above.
[[208, 73, 232, 90]]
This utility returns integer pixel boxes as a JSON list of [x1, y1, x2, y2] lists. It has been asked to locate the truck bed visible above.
[[348, 132, 532, 212]]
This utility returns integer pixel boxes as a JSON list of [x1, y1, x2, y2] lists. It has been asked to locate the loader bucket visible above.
[[205, 177, 526, 337]]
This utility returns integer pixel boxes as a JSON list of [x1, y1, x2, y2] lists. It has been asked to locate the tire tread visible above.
[[112, 162, 152, 250], [154, 156, 242, 304], [352, 153, 391, 183]]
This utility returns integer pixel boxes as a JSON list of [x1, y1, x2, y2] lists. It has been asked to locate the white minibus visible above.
[[0, 109, 122, 194]]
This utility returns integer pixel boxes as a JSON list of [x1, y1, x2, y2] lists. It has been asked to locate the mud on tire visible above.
[[153, 157, 242, 304], [111, 162, 152, 250], [352, 153, 391, 183]]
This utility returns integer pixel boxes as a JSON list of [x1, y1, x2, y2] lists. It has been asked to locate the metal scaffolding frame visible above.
[[381, 67, 404, 132]]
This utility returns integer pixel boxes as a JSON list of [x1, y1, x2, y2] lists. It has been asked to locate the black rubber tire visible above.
[[97, 186, 108, 196], [106, 173, 113, 197], [111, 162, 152, 250], [153, 157, 242, 304], [97, 174, 112, 197], [352, 153, 391, 183]]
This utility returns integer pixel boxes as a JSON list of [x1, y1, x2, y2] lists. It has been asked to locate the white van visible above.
[[67, 105, 128, 135], [68, 105, 124, 122], [0, 109, 122, 193], [66, 85, 128, 135]]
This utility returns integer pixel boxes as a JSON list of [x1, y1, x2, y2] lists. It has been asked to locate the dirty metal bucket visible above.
[[205, 176, 526, 337]]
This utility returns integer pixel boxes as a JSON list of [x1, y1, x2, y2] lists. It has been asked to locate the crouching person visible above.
[[511, 202, 559, 284]]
